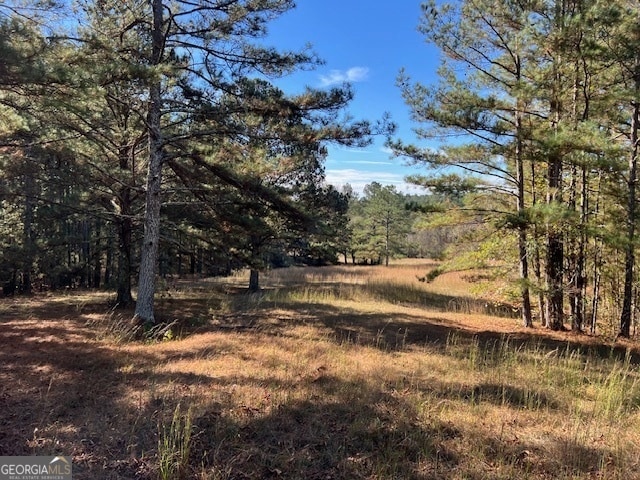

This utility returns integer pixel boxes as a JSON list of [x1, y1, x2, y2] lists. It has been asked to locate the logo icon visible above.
[[0, 456, 72, 480]]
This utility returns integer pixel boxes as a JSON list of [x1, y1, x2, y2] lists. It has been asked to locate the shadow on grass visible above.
[[0, 305, 162, 479], [191, 290, 640, 367], [459, 382, 560, 410], [240, 281, 522, 320], [156, 372, 619, 479], [363, 282, 521, 319], [188, 377, 460, 480], [1, 292, 636, 479]]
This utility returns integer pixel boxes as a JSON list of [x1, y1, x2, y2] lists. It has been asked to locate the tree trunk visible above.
[[517, 221, 532, 327], [385, 216, 390, 267], [81, 220, 90, 288], [546, 215, 564, 330], [248, 269, 260, 292], [546, 150, 564, 330], [546, 23, 565, 331], [197, 246, 203, 274], [620, 75, 639, 337], [591, 258, 601, 334], [514, 70, 533, 327], [93, 219, 101, 289], [590, 171, 603, 334], [177, 232, 183, 276], [134, 0, 164, 325], [134, 101, 163, 322], [531, 160, 546, 326], [22, 169, 35, 294], [567, 50, 589, 333], [567, 163, 579, 331], [104, 232, 113, 287], [570, 166, 587, 332], [116, 214, 134, 307]]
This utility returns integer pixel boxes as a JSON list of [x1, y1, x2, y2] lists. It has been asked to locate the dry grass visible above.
[[1, 261, 640, 479]]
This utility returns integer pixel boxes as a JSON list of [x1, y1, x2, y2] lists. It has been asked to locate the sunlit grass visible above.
[[3, 260, 640, 479], [116, 262, 640, 478], [249, 261, 519, 320], [130, 326, 640, 479]]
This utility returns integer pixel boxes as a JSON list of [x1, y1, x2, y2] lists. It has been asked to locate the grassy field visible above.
[[1, 260, 640, 479]]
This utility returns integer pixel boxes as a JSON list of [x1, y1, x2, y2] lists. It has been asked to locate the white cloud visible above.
[[325, 169, 425, 196], [346, 160, 394, 165], [335, 146, 371, 154], [326, 168, 398, 185], [319, 67, 370, 87]]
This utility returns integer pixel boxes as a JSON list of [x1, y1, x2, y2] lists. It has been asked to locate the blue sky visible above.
[[265, 1, 441, 195]]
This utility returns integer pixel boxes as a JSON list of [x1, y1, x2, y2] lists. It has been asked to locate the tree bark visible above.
[[546, 11, 565, 331], [93, 219, 102, 289], [22, 168, 35, 294], [531, 159, 546, 326], [134, 0, 164, 325], [104, 232, 113, 287], [116, 212, 133, 307], [620, 74, 639, 337], [514, 62, 533, 327], [248, 269, 260, 292], [546, 155, 564, 331], [385, 216, 390, 267], [546, 251, 564, 331], [570, 166, 587, 332]]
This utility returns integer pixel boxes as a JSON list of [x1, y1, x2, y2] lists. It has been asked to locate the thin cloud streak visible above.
[[325, 169, 425, 195], [344, 160, 394, 165], [334, 146, 371, 154], [319, 66, 370, 86]]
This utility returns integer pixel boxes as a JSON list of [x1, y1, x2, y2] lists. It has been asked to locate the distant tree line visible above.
[[6, 0, 637, 338]]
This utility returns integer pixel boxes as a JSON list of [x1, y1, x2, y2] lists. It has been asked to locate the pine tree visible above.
[[392, 0, 540, 326], [60, 0, 385, 324], [597, 0, 640, 337], [349, 182, 412, 266]]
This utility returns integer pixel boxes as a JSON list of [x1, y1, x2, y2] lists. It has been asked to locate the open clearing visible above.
[[1, 261, 640, 479]]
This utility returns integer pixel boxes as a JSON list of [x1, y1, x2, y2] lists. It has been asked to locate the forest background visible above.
[[1, 0, 640, 338]]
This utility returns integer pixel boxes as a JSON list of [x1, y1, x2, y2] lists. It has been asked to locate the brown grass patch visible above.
[[1, 262, 640, 479]]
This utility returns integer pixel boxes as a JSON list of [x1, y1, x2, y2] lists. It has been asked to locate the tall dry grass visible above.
[[4, 260, 640, 479], [246, 261, 520, 320], [127, 262, 640, 478]]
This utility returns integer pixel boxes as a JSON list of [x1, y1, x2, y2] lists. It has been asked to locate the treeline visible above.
[[391, 0, 640, 336], [5, 0, 639, 337], [0, 1, 399, 324]]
